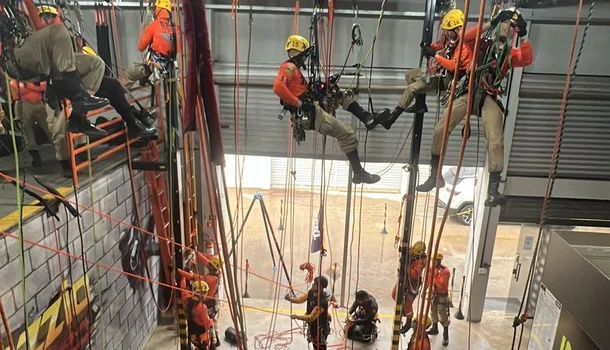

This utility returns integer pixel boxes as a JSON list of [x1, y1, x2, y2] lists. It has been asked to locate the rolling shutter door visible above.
[[507, 74, 610, 180], [217, 83, 485, 166]]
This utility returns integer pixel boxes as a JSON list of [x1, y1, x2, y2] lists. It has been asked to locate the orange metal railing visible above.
[[68, 86, 164, 187]]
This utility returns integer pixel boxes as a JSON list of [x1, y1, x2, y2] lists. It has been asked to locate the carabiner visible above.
[[351, 23, 363, 46]]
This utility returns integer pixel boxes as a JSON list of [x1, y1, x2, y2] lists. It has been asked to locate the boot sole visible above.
[[485, 197, 508, 207]]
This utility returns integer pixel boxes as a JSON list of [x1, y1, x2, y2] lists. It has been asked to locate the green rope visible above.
[[86, 138, 107, 347], [4, 72, 31, 349]]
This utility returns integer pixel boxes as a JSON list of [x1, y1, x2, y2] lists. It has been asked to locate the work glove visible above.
[[421, 44, 437, 58], [491, 9, 515, 27], [300, 100, 315, 113], [516, 16, 527, 37]]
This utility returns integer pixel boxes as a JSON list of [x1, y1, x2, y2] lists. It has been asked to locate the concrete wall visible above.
[[0, 165, 159, 350]]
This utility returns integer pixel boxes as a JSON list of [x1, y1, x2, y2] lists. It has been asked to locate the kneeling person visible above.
[[347, 289, 379, 341]]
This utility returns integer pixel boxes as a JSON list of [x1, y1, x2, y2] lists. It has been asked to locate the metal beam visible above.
[[504, 177, 610, 201]]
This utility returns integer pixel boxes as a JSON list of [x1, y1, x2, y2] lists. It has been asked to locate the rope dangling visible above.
[[299, 262, 316, 284]]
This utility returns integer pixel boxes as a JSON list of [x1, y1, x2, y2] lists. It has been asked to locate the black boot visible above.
[[59, 160, 73, 178], [53, 71, 108, 137], [29, 150, 42, 167], [416, 155, 445, 192], [126, 116, 157, 138], [54, 71, 110, 114], [67, 114, 108, 137], [484, 172, 507, 207], [427, 322, 439, 335], [380, 106, 404, 130], [443, 325, 449, 346], [400, 318, 412, 334], [346, 102, 391, 131], [345, 150, 381, 184], [405, 103, 428, 114], [132, 106, 157, 127]]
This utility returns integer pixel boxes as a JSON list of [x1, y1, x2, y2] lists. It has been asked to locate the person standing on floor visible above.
[[391, 240, 428, 334], [285, 276, 331, 350], [426, 252, 451, 346]]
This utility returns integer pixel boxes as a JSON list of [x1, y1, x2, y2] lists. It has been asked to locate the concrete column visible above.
[[459, 164, 501, 322]]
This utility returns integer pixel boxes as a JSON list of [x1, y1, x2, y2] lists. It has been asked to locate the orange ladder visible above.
[[133, 142, 172, 284]]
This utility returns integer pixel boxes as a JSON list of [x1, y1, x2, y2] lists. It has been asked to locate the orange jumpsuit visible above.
[[391, 256, 426, 319], [180, 278, 213, 349], [430, 38, 472, 74], [137, 10, 175, 57], [430, 265, 451, 326], [272, 61, 309, 107]]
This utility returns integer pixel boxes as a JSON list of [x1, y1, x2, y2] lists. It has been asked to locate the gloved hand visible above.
[[300, 100, 315, 113], [422, 44, 437, 58], [516, 16, 527, 37], [290, 314, 298, 320], [491, 9, 515, 27]]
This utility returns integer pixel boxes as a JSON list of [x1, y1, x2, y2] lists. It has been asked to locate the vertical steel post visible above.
[[390, 1, 437, 348]]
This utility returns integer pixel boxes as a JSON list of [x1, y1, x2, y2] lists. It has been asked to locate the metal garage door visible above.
[[217, 83, 485, 166], [507, 73, 610, 180], [270, 157, 405, 193]]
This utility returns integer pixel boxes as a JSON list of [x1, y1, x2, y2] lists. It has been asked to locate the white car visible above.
[[437, 167, 477, 226]]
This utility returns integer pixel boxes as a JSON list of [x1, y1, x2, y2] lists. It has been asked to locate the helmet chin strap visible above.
[[289, 47, 313, 69]]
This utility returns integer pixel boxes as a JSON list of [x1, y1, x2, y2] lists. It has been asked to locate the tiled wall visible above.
[[0, 164, 160, 350]]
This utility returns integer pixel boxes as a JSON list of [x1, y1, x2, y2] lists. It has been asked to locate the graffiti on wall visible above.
[[3, 274, 103, 350]]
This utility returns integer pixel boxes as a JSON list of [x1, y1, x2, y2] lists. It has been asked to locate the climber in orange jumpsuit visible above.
[[124, 0, 176, 88], [426, 252, 452, 346], [391, 241, 427, 334], [180, 278, 213, 349], [179, 252, 221, 311], [179, 252, 222, 346]]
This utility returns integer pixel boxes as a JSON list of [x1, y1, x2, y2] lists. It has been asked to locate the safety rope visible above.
[[3, 73, 31, 350], [68, 143, 95, 350], [0, 296, 14, 349], [412, 0, 482, 346], [84, 140, 108, 346], [109, 0, 122, 78], [512, 1, 594, 349]]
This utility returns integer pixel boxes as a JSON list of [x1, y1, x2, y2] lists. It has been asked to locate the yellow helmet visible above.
[[192, 280, 209, 294], [412, 314, 433, 330], [154, 0, 172, 12], [209, 256, 222, 270], [410, 241, 427, 256], [434, 252, 444, 260], [509, 8, 521, 24], [441, 9, 465, 30], [82, 46, 98, 57], [37, 5, 58, 16], [285, 35, 310, 53]]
